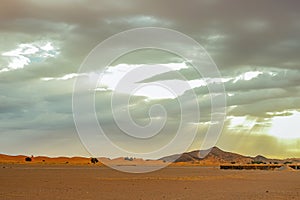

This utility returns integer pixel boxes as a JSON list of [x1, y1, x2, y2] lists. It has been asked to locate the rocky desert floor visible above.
[[0, 164, 299, 200]]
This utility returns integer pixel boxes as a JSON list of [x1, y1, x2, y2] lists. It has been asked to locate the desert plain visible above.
[[0, 163, 299, 200]]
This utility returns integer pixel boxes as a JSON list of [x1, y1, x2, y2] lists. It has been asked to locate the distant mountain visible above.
[[160, 147, 252, 164], [159, 147, 298, 164]]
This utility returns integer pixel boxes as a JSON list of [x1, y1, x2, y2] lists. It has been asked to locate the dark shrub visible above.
[[124, 157, 133, 161], [25, 157, 32, 162], [251, 161, 264, 164], [91, 158, 99, 164]]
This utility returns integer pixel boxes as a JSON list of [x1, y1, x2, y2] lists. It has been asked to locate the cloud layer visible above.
[[0, 0, 299, 158]]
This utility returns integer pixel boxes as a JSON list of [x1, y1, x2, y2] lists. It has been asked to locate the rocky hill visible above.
[[159, 147, 298, 164]]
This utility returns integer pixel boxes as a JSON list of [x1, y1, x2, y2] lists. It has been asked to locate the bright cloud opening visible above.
[[268, 111, 300, 139], [233, 71, 263, 83], [41, 73, 87, 81], [95, 62, 189, 99], [228, 116, 256, 131], [1, 41, 59, 73]]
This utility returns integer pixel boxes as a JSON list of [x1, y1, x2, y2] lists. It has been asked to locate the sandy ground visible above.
[[0, 164, 299, 200]]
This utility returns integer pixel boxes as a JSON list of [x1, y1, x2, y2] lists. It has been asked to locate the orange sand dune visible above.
[[0, 154, 166, 166], [0, 154, 101, 165]]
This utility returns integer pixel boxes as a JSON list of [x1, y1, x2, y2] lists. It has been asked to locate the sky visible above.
[[0, 0, 300, 159]]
